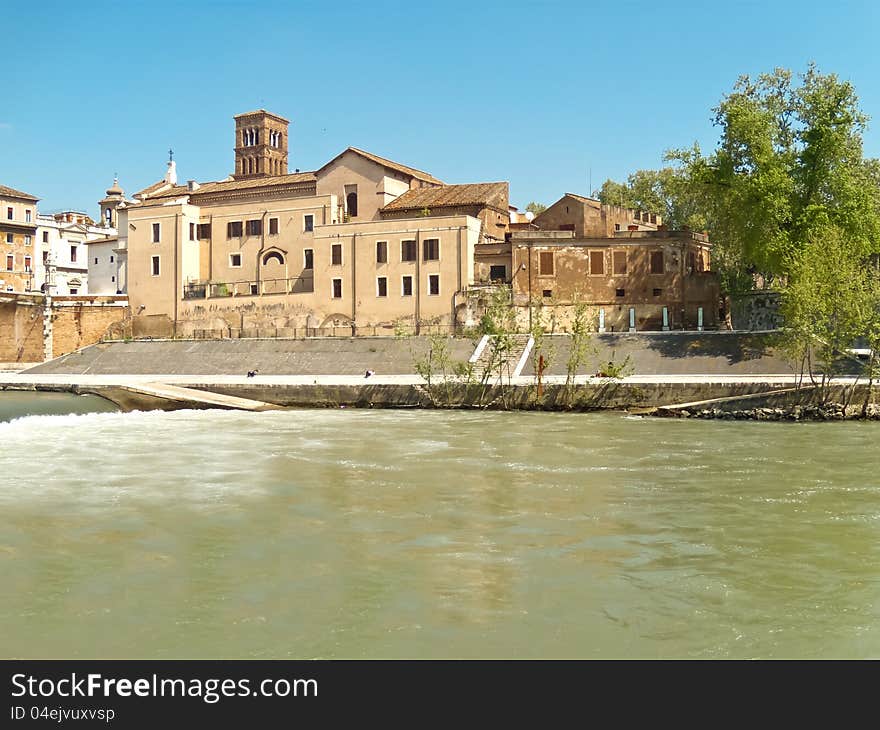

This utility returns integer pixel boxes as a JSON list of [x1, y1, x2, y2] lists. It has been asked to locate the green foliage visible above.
[[669, 64, 880, 292], [597, 167, 707, 231], [525, 201, 547, 216], [595, 353, 634, 379], [779, 225, 878, 403], [564, 300, 595, 389]]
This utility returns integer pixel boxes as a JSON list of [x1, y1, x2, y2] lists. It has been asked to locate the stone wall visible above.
[[51, 303, 130, 357], [730, 291, 782, 331], [0, 294, 129, 362], [0, 299, 43, 362]]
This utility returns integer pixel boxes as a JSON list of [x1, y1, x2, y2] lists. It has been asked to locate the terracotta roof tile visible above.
[[193, 172, 316, 196], [381, 182, 509, 212], [0, 184, 39, 201]]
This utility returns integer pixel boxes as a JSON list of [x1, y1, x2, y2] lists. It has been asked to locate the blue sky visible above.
[[3, 0, 879, 214]]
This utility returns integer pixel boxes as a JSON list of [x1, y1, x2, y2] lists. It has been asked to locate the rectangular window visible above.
[[197, 223, 212, 239], [539, 251, 554, 275], [650, 251, 664, 274], [615, 288, 625, 297], [542, 289, 552, 298], [5, 233, 12, 244], [24, 256, 31, 272], [423, 238, 439, 261], [401, 240, 416, 262], [402, 275, 413, 296], [269, 217, 279, 235], [110, 255, 114, 263], [614, 223, 621, 231], [304, 249, 314, 270], [613, 251, 627, 275], [189, 222, 195, 240], [652, 288, 662, 297], [24, 235, 31, 246], [151, 255, 160, 276], [590, 250, 605, 275], [303, 214, 314, 232], [331, 243, 342, 265], [6, 207, 12, 220], [246, 219, 262, 236], [6, 254, 13, 270], [42, 251, 48, 264], [332, 278, 342, 298], [227, 221, 243, 238], [489, 265, 507, 282], [152, 222, 160, 243], [111, 276, 116, 282], [230, 253, 242, 267], [69, 288, 78, 295], [428, 274, 440, 296], [25, 210, 31, 223], [94, 257, 99, 265], [377, 276, 387, 297], [42, 231, 48, 243], [376, 241, 388, 264], [70, 246, 77, 263]]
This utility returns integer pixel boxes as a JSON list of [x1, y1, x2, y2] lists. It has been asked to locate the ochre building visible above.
[[0, 185, 39, 293], [122, 110, 503, 337]]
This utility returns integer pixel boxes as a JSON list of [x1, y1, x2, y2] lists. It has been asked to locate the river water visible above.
[[1, 394, 878, 658]]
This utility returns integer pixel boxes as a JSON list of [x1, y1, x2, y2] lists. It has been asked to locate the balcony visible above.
[[183, 275, 315, 300]]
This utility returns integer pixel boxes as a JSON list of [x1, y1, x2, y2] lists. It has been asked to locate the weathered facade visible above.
[[121, 110, 501, 336], [510, 230, 719, 331], [532, 193, 662, 238], [0, 292, 128, 363]]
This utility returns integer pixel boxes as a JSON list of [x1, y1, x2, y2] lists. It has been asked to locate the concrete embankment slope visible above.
[[26, 332, 794, 377], [5, 332, 826, 412]]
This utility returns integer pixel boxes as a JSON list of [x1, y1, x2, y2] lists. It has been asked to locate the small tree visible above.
[[562, 300, 596, 405], [780, 226, 866, 404]]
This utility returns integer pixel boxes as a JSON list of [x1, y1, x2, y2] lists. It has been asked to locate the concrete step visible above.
[[469, 334, 534, 380]]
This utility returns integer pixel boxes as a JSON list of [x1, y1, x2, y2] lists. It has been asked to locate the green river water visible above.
[[1, 393, 878, 658]]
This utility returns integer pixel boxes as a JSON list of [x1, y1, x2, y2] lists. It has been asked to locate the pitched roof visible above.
[[562, 192, 601, 206], [234, 109, 290, 123], [193, 171, 316, 196], [0, 184, 39, 201], [132, 180, 172, 199], [381, 182, 509, 212], [130, 172, 317, 206], [320, 147, 443, 185]]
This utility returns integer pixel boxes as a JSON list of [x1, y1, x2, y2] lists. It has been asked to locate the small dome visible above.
[[106, 177, 124, 196]]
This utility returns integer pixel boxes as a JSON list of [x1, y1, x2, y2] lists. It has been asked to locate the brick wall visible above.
[[0, 300, 43, 361], [0, 295, 129, 362], [51, 303, 130, 357]]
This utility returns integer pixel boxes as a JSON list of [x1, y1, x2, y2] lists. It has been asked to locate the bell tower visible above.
[[233, 109, 289, 179], [98, 176, 125, 228]]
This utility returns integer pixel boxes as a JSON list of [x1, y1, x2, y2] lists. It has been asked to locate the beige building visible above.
[[0, 185, 39, 293], [122, 110, 498, 336]]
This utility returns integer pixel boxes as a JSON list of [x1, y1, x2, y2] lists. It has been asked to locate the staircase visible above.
[[469, 334, 533, 382]]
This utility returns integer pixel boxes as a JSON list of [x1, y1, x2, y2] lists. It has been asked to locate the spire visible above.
[[164, 149, 177, 185]]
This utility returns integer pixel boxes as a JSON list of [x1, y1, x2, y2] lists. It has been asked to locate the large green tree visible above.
[[597, 167, 707, 231], [670, 64, 880, 292]]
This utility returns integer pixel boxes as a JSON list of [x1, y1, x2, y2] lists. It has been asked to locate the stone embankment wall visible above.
[[730, 291, 782, 331], [0, 294, 129, 362]]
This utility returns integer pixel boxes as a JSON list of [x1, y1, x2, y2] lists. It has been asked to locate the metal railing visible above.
[[183, 276, 315, 300]]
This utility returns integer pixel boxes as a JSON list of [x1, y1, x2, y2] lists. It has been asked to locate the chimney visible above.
[[187, 180, 200, 191]]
